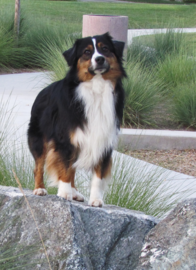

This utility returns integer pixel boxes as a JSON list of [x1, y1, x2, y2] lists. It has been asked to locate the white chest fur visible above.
[[72, 75, 118, 170]]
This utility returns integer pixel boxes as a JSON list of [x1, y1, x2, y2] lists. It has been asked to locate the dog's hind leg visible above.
[[33, 154, 47, 196], [46, 148, 84, 201], [28, 134, 47, 196]]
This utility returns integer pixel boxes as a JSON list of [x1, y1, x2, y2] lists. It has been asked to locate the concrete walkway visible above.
[[0, 72, 50, 140], [128, 28, 196, 45]]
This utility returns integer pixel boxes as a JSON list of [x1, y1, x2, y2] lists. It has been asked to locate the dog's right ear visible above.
[[63, 44, 77, 67]]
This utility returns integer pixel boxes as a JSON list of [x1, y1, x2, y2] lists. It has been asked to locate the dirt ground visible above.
[[125, 149, 196, 177]]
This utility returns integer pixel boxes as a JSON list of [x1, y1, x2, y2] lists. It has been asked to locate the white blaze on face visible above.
[[91, 38, 104, 72]]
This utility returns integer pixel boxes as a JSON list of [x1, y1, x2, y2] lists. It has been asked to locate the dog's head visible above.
[[63, 33, 126, 82]]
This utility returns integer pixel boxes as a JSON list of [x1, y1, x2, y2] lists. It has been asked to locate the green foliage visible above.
[[157, 53, 196, 88], [0, 244, 41, 270], [0, 12, 29, 69], [122, 61, 163, 127], [154, 29, 183, 61], [129, 29, 184, 69], [22, 17, 79, 69], [127, 42, 158, 69], [172, 82, 196, 128], [33, 37, 75, 81]]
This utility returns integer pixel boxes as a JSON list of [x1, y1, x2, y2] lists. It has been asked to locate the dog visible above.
[[27, 32, 126, 207]]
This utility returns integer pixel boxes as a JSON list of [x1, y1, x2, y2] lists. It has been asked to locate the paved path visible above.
[[0, 72, 50, 141], [128, 28, 196, 45]]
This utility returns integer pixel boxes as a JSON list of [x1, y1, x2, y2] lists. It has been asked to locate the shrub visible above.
[[154, 29, 183, 61], [21, 17, 80, 69], [35, 37, 74, 82], [123, 60, 163, 127], [128, 29, 184, 69], [127, 41, 157, 69], [157, 53, 196, 89], [0, 12, 29, 69], [172, 82, 196, 128]]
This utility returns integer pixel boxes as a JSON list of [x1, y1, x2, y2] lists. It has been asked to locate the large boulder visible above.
[[136, 198, 196, 270], [0, 185, 158, 270]]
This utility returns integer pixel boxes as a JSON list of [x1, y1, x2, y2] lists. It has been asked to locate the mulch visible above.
[[125, 149, 196, 177]]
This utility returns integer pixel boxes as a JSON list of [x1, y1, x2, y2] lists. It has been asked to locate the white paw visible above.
[[72, 188, 84, 202], [33, 188, 47, 196], [88, 199, 104, 207], [57, 181, 72, 201], [57, 191, 72, 200]]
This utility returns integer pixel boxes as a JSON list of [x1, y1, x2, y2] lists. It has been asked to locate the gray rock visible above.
[[136, 198, 196, 270], [0, 185, 158, 270]]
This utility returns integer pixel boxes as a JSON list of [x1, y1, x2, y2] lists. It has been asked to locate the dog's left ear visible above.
[[113, 40, 125, 59], [63, 44, 77, 67]]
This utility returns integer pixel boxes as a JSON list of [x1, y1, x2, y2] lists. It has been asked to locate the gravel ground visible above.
[[125, 149, 196, 177]]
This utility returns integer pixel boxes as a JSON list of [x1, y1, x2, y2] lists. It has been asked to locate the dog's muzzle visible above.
[[89, 56, 110, 75]]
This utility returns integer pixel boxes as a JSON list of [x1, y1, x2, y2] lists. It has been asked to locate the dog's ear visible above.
[[102, 32, 125, 59], [63, 44, 77, 67], [112, 40, 125, 59]]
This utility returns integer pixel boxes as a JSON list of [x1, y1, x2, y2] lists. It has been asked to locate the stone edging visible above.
[[118, 128, 196, 150]]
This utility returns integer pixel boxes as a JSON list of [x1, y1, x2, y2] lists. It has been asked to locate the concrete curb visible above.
[[118, 128, 196, 150]]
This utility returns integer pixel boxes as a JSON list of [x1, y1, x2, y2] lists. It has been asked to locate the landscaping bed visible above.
[[125, 149, 196, 177]]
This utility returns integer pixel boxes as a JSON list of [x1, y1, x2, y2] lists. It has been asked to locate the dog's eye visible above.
[[84, 50, 91, 56], [102, 46, 109, 53]]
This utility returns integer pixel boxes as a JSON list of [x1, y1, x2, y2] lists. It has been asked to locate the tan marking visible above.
[[97, 42, 104, 48], [86, 44, 93, 51], [94, 157, 112, 179], [102, 54, 122, 83], [77, 58, 94, 82], [33, 141, 47, 191], [46, 145, 76, 185]]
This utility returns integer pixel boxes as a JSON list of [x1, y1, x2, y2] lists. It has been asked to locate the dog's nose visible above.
[[95, 56, 105, 65]]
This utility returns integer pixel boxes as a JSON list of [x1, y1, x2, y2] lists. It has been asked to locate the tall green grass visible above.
[[157, 53, 196, 88], [127, 29, 196, 128], [172, 82, 196, 128], [123, 61, 163, 127], [0, 12, 29, 69], [129, 29, 184, 69]]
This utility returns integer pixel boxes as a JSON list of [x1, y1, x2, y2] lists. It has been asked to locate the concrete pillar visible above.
[[82, 15, 128, 46]]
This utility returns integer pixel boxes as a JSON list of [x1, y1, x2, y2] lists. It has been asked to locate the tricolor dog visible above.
[[28, 32, 126, 207]]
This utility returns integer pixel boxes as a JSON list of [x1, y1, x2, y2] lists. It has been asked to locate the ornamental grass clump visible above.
[[122, 60, 163, 127], [157, 52, 196, 89], [128, 29, 184, 70], [172, 81, 196, 129], [0, 11, 28, 69], [22, 17, 79, 69]]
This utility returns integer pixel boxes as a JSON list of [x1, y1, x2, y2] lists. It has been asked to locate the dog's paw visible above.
[[57, 181, 72, 201], [33, 188, 47, 196], [72, 188, 85, 202], [57, 191, 72, 200], [88, 199, 104, 207]]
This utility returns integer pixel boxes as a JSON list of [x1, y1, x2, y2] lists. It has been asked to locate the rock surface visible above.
[[136, 198, 196, 270], [0, 185, 158, 270]]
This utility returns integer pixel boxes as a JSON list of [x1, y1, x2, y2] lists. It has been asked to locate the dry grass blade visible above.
[[12, 169, 52, 270]]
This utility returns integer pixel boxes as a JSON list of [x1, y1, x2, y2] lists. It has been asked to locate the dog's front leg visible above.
[[89, 157, 112, 207]]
